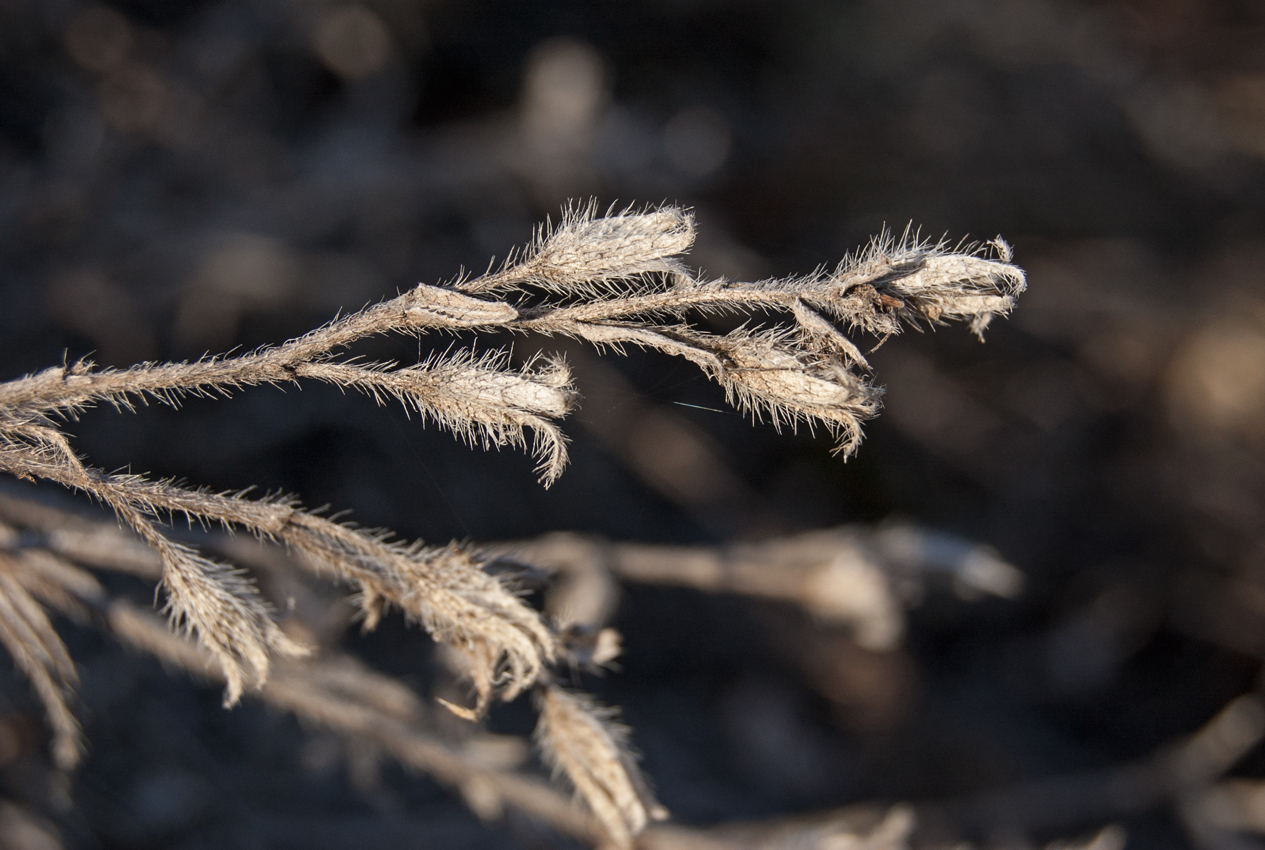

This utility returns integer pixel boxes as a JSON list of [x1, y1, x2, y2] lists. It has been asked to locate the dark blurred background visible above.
[[3, 0, 1265, 847]]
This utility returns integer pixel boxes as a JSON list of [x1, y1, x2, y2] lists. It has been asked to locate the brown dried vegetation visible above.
[[0, 204, 1023, 848]]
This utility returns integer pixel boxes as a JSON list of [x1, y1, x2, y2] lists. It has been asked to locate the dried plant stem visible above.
[[0, 203, 1026, 849], [0, 441, 556, 714], [0, 206, 1023, 469]]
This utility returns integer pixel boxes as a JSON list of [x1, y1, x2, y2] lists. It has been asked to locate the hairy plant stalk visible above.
[[0, 201, 1025, 848]]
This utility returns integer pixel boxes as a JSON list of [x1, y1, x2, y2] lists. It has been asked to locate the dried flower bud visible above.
[[464, 204, 696, 295], [536, 685, 667, 848], [720, 332, 881, 457]]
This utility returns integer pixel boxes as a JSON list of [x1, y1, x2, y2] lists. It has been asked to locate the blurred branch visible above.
[[502, 524, 1022, 651]]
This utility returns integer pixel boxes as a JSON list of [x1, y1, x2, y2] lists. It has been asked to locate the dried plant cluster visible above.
[[0, 204, 1024, 848]]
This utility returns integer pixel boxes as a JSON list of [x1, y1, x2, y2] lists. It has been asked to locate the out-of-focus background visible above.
[[2, 0, 1265, 847]]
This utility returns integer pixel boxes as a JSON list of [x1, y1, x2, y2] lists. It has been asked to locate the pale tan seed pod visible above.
[[299, 351, 576, 485], [536, 684, 667, 849], [464, 203, 696, 296], [718, 331, 881, 458]]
